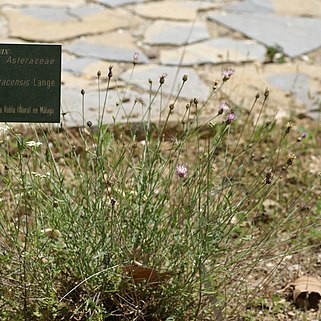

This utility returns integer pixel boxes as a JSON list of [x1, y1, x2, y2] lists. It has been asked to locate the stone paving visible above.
[[0, 0, 321, 126]]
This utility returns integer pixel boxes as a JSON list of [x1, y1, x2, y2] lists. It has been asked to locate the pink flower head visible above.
[[176, 164, 188, 178], [133, 52, 139, 64], [297, 131, 307, 142], [226, 112, 235, 124], [222, 68, 235, 81], [218, 102, 230, 115]]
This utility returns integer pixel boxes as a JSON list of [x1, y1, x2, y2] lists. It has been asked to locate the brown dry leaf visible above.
[[121, 264, 172, 284], [291, 276, 321, 309]]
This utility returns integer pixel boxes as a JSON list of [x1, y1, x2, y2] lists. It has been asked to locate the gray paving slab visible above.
[[61, 87, 160, 127], [63, 57, 101, 75], [69, 5, 105, 17], [160, 37, 266, 66], [144, 20, 210, 46], [18, 5, 105, 22], [1, 0, 85, 6], [207, 12, 321, 57], [62, 87, 99, 126], [120, 64, 210, 100], [19, 6, 74, 22], [225, 0, 274, 13], [133, 1, 217, 20], [266, 72, 310, 103], [65, 41, 149, 64], [96, 0, 145, 7], [265, 72, 321, 116]]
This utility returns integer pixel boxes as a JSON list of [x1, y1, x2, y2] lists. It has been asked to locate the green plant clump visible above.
[[0, 65, 319, 320]]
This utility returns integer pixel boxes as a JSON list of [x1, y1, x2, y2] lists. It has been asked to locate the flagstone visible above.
[[160, 37, 266, 66], [207, 12, 321, 57], [225, 0, 274, 13], [63, 56, 130, 84], [133, 1, 218, 21], [18, 6, 75, 22], [265, 72, 321, 119], [144, 20, 210, 46], [62, 71, 99, 89], [61, 87, 159, 127], [1, 0, 85, 6], [2, 7, 142, 42], [120, 64, 210, 100], [18, 4, 105, 22], [69, 4, 105, 16], [63, 57, 100, 75], [62, 71, 124, 90], [266, 73, 310, 105], [78, 31, 136, 47], [96, 0, 145, 7], [65, 39, 149, 64]]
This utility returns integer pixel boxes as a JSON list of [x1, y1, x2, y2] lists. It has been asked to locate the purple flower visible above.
[[226, 112, 235, 124], [218, 102, 230, 115], [222, 68, 235, 81], [133, 52, 139, 64], [297, 132, 307, 142], [176, 164, 188, 178]]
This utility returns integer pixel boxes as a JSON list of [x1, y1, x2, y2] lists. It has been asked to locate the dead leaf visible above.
[[291, 276, 321, 310], [121, 264, 172, 284]]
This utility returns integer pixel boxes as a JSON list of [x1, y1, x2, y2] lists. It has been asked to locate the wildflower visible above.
[[108, 65, 113, 78], [285, 122, 293, 135], [222, 68, 235, 81], [226, 112, 236, 124], [110, 198, 117, 206], [297, 132, 307, 142], [133, 52, 139, 64], [265, 169, 273, 184], [159, 73, 167, 85], [213, 80, 219, 91], [287, 153, 296, 166], [218, 102, 230, 115], [26, 141, 42, 148], [176, 164, 188, 178]]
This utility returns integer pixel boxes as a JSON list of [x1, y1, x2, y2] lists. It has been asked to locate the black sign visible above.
[[0, 43, 61, 123]]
